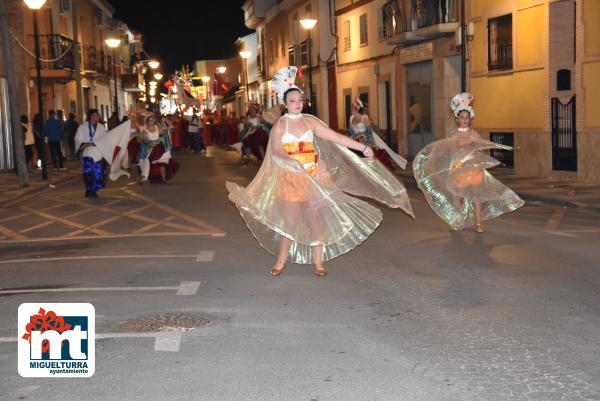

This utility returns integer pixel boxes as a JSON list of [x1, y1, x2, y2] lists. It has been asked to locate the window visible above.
[[59, 0, 71, 13], [268, 38, 273, 64], [557, 69, 571, 91], [490, 132, 514, 167], [360, 14, 368, 46], [488, 14, 512, 70], [288, 44, 297, 66], [274, 35, 278, 60], [358, 92, 369, 110], [379, 7, 389, 39], [344, 93, 352, 128], [299, 40, 308, 66], [281, 32, 286, 57], [344, 20, 351, 51], [94, 9, 103, 25]]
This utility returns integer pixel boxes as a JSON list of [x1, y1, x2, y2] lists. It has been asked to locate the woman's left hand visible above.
[[362, 146, 374, 158]]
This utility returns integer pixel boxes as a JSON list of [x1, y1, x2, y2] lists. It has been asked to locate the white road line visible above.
[[0, 281, 202, 296], [0, 253, 214, 264], [1, 331, 183, 352], [176, 281, 202, 295], [544, 208, 567, 230], [196, 250, 215, 262], [153, 332, 183, 352], [0, 232, 220, 244]]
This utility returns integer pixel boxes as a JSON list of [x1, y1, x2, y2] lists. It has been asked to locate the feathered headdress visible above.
[[450, 92, 475, 118], [271, 66, 303, 104]]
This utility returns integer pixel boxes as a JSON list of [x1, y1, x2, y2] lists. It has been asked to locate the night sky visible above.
[[109, 0, 252, 74]]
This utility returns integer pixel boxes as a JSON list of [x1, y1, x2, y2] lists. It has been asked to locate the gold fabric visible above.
[[226, 114, 413, 264], [413, 135, 524, 230]]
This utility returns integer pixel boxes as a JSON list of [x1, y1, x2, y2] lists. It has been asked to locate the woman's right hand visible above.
[[362, 146, 374, 158]]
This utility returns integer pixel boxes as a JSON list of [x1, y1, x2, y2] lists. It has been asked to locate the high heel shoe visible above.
[[270, 260, 286, 276], [314, 264, 327, 277], [475, 223, 484, 233]]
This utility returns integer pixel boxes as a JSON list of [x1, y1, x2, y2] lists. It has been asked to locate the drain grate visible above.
[[118, 314, 210, 333]]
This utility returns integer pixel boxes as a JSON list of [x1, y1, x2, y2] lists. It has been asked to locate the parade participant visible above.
[[74, 109, 130, 197], [139, 115, 179, 184], [170, 113, 186, 150], [413, 93, 524, 232], [227, 66, 413, 277], [348, 98, 407, 171], [186, 112, 205, 152], [239, 101, 268, 163]]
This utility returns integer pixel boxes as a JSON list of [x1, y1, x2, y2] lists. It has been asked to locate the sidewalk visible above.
[[0, 160, 81, 208], [397, 163, 600, 214]]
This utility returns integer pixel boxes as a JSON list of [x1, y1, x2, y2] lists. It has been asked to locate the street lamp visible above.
[[216, 66, 226, 74], [153, 73, 163, 81], [105, 37, 121, 118], [24, 0, 48, 180], [239, 50, 251, 103], [299, 18, 317, 115], [148, 60, 160, 69]]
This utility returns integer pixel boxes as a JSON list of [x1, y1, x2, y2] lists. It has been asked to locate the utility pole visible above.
[[461, 0, 467, 92], [0, 0, 29, 187]]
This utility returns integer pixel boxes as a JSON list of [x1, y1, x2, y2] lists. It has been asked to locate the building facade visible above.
[[469, 0, 600, 182]]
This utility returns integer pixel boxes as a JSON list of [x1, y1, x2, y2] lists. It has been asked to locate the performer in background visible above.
[[413, 93, 524, 232], [227, 66, 413, 277], [347, 97, 407, 171], [74, 109, 130, 197], [139, 115, 179, 184]]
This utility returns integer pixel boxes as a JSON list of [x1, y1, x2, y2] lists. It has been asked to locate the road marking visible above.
[[153, 332, 183, 352], [1, 331, 184, 352], [176, 281, 202, 295], [0, 281, 202, 296], [196, 250, 215, 262], [543, 208, 567, 230], [0, 232, 217, 244], [123, 188, 225, 235], [0, 253, 214, 264]]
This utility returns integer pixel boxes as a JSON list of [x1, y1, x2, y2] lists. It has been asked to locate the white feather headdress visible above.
[[271, 66, 304, 104], [450, 92, 475, 118]]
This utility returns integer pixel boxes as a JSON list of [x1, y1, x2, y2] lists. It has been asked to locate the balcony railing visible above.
[[383, 0, 458, 39], [29, 34, 74, 70]]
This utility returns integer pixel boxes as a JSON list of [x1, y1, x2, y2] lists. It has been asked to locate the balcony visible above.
[[384, 0, 459, 46], [28, 34, 74, 77], [83, 46, 109, 75]]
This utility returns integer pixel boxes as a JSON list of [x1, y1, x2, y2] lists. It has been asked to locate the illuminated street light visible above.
[[105, 37, 122, 118], [217, 66, 226, 74], [148, 60, 160, 69], [239, 50, 251, 59], [299, 18, 317, 29], [23, 0, 46, 9], [153, 73, 163, 80]]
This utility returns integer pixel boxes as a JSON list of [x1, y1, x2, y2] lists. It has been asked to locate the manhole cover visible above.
[[118, 314, 210, 333]]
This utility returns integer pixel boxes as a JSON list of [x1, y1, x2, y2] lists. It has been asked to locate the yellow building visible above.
[[469, 0, 600, 182], [335, 0, 399, 141]]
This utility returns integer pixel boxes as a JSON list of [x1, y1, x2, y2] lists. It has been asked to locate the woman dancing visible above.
[[227, 66, 413, 277]]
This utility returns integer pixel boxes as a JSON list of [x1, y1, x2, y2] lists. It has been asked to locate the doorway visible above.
[[405, 61, 433, 157]]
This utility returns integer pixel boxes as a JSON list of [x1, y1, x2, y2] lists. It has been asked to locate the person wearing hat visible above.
[[227, 66, 413, 277]]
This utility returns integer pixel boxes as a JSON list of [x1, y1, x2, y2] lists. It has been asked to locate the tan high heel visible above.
[[475, 223, 484, 233], [314, 264, 327, 277], [270, 259, 286, 276]]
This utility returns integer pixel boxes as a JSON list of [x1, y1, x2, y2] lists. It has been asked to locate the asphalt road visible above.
[[1, 148, 599, 401]]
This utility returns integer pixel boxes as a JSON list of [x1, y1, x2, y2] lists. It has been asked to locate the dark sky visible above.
[[109, 0, 252, 74]]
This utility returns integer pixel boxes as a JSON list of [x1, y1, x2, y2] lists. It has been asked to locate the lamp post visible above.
[[299, 18, 317, 115], [24, 0, 48, 180], [239, 50, 251, 104], [105, 37, 121, 118]]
